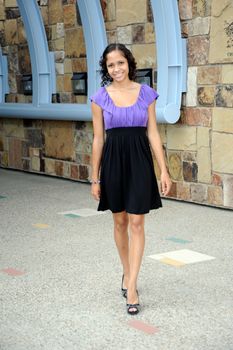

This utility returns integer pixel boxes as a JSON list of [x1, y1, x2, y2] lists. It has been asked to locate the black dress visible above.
[[90, 84, 162, 214]]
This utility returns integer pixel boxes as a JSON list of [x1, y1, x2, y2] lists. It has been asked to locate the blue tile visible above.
[[166, 237, 192, 244]]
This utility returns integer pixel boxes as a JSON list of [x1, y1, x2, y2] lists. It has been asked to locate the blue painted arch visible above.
[[0, 48, 9, 103], [0, 0, 186, 123], [151, 0, 187, 122], [16, 0, 56, 105]]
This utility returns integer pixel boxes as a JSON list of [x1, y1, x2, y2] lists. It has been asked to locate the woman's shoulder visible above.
[[140, 83, 158, 94], [90, 87, 106, 107], [140, 84, 159, 105], [90, 86, 106, 100]]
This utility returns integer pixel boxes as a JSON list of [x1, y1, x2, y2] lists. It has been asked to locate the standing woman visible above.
[[90, 43, 172, 315]]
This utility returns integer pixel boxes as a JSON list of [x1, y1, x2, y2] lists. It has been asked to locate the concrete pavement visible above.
[[0, 168, 232, 350]]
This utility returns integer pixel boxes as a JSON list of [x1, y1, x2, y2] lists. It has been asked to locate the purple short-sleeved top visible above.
[[90, 84, 159, 130]]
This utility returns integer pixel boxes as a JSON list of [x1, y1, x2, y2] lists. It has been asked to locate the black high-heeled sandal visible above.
[[121, 274, 127, 298], [126, 290, 140, 315]]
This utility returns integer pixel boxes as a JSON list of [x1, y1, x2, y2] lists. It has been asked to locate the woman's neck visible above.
[[110, 80, 136, 90]]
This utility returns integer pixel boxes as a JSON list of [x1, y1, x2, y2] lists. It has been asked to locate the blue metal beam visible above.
[[77, 0, 107, 98], [151, 0, 187, 123], [16, 0, 55, 106], [0, 48, 9, 103], [0, 103, 91, 120]]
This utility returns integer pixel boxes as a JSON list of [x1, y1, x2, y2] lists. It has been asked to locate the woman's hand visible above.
[[160, 171, 172, 196], [91, 183, 101, 201]]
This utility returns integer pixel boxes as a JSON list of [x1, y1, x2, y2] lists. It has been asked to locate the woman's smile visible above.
[[114, 72, 124, 79]]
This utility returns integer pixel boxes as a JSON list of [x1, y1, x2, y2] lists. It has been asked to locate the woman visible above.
[[90, 43, 172, 315]]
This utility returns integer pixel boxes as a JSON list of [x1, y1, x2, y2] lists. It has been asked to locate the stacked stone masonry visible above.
[[0, 0, 233, 209]]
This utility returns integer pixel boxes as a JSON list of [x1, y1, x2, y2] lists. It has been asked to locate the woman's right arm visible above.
[[91, 102, 105, 201]]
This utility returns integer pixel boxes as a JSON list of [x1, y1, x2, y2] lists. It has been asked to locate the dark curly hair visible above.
[[99, 43, 137, 87]]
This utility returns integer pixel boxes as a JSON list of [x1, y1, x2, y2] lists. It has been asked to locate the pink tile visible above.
[[1, 268, 25, 276], [128, 320, 159, 334]]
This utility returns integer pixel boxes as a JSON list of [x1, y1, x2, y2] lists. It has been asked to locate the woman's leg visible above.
[[113, 211, 130, 288], [127, 214, 145, 306]]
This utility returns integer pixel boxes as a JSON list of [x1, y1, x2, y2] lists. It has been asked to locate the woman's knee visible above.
[[129, 215, 145, 234], [113, 212, 129, 231]]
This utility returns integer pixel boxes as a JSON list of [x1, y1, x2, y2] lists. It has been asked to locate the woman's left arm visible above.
[[147, 101, 172, 196]]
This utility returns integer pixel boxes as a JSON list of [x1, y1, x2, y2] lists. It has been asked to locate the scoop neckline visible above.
[[104, 84, 143, 108]]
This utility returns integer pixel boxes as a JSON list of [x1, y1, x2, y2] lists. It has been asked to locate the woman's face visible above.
[[106, 50, 129, 83]]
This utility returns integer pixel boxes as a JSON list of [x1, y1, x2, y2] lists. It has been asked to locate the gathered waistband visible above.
[[106, 127, 147, 136]]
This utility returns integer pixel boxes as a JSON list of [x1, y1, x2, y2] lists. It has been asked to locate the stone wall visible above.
[[0, 0, 233, 209], [0, 117, 92, 181], [172, 0, 233, 208]]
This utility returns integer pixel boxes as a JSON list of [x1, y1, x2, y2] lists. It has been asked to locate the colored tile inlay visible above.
[[148, 249, 215, 265], [59, 208, 104, 217], [33, 223, 50, 228], [160, 257, 185, 267], [0, 195, 7, 199], [128, 320, 159, 334], [166, 237, 192, 244], [1, 268, 25, 276], [64, 213, 80, 218]]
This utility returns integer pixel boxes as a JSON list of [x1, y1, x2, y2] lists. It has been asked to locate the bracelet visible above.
[[90, 179, 101, 184]]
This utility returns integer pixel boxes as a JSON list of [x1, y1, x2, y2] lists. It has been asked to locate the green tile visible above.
[[0, 195, 7, 199], [64, 214, 80, 218]]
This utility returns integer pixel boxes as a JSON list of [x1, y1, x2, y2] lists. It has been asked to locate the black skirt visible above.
[[98, 127, 162, 214]]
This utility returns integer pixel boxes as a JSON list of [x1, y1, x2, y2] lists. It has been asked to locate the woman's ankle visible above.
[[127, 281, 137, 292]]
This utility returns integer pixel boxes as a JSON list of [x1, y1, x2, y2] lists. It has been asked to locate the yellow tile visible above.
[[160, 257, 185, 267], [33, 224, 49, 229]]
